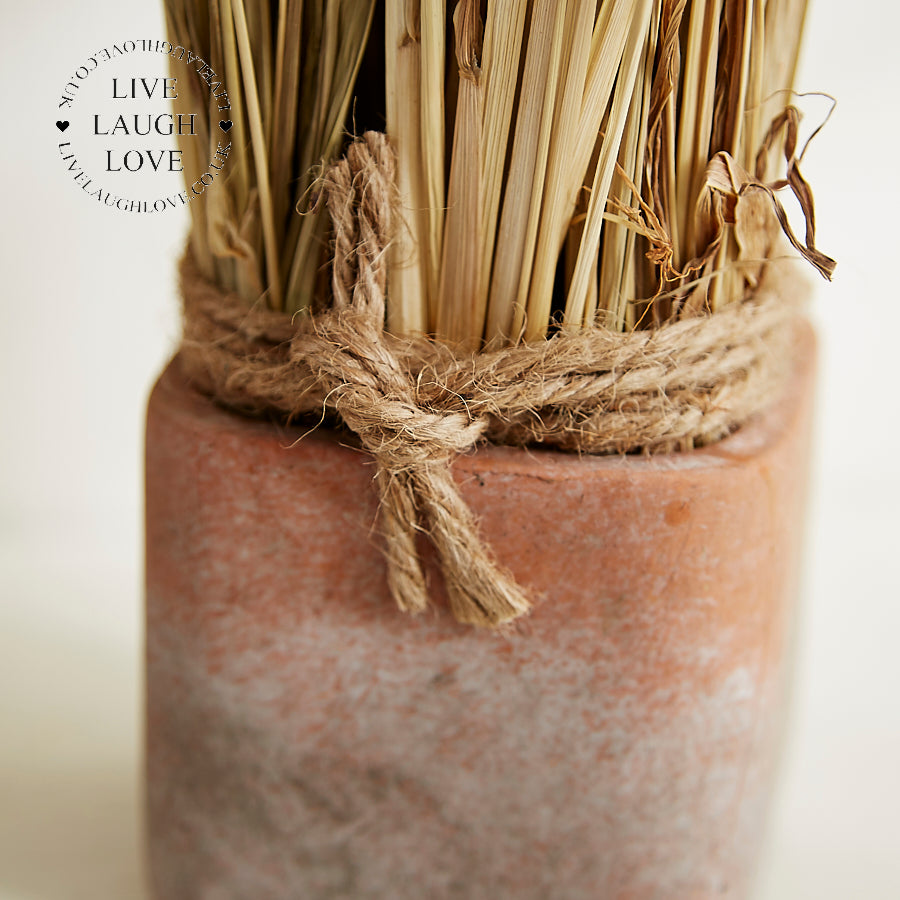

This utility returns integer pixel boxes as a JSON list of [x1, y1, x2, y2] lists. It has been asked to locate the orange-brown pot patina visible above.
[[145, 322, 815, 899]]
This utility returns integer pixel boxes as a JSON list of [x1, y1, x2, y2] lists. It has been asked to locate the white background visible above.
[[1, 1, 898, 897]]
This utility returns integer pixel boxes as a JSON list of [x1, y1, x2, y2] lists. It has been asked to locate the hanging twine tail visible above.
[[307, 132, 531, 627], [179, 131, 806, 629]]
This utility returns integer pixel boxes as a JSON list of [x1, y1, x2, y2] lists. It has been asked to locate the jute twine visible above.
[[179, 131, 804, 628]]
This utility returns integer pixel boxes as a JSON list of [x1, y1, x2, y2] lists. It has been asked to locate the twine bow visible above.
[[180, 132, 803, 628]]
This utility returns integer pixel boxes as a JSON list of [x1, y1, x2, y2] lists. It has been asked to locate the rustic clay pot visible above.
[[145, 322, 815, 899]]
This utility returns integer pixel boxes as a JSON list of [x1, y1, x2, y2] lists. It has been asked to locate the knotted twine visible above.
[[179, 131, 804, 628]]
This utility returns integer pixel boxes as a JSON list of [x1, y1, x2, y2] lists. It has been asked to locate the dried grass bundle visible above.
[[166, 0, 833, 341], [164, 0, 376, 313]]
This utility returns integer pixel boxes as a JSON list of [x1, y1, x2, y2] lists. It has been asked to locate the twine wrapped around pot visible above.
[[179, 131, 804, 628]]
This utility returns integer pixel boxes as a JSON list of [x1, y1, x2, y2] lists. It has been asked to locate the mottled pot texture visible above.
[[145, 323, 815, 900]]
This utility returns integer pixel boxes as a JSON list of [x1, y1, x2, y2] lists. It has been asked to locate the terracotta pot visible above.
[[145, 322, 815, 899]]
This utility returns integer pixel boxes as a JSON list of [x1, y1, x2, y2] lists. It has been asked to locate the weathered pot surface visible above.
[[145, 323, 815, 899]]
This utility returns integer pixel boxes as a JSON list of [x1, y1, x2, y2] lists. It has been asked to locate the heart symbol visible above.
[[219, 120, 233, 132], [56, 120, 70, 132]]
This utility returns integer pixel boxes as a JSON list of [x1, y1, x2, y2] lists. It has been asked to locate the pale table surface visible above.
[[1, 459, 899, 900]]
